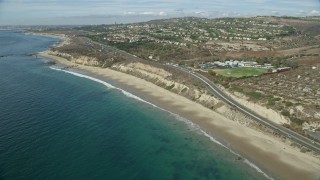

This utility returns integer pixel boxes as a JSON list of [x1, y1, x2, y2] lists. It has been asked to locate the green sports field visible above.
[[215, 67, 267, 78]]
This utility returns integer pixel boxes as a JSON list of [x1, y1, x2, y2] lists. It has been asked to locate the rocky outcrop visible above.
[[48, 50, 100, 66]]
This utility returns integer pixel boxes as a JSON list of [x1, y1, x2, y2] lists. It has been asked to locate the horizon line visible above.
[[0, 15, 319, 27]]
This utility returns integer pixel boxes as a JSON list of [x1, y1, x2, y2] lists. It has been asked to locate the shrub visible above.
[[274, 97, 281, 101], [247, 91, 263, 100], [208, 70, 216, 76], [232, 85, 243, 92], [285, 101, 293, 107], [267, 99, 276, 106], [290, 117, 304, 125], [281, 110, 290, 117], [222, 83, 230, 88], [278, 106, 284, 111]]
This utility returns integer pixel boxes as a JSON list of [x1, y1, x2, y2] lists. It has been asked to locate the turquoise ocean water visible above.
[[0, 31, 269, 180]]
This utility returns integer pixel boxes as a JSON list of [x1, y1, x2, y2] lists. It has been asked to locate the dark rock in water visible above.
[[236, 156, 243, 161], [46, 60, 56, 65], [61, 66, 70, 70], [27, 53, 35, 56], [41, 58, 56, 65], [0, 55, 11, 58]]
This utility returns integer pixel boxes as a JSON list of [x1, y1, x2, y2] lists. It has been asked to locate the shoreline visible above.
[[39, 51, 320, 180], [49, 66, 272, 179]]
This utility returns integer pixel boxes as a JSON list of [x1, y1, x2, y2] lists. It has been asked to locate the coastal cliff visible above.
[[48, 50, 100, 66], [112, 62, 221, 108], [48, 50, 222, 111]]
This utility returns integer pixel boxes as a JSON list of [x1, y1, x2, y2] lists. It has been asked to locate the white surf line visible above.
[[49, 66, 273, 180], [50, 66, 157, 106], [172, 114, 273, 180]]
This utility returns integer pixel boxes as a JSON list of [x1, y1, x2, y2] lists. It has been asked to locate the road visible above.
[[168, 65, 320, 153]]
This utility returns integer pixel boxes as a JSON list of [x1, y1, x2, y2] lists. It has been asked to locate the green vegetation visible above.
[[280, 25, 296, 36], [267, 96, 281, 106], [231, 85, 244, 92], [281, 110, 304, 125], [274, 97, 282, 101], [281, 110, 290, 117], [109, 41, 190, 60], [255, 56, 298, 68], [268, 98, 276, 106], [215, 68, 267, 78], [290, 117, 304, 125], [246, 91, 264, 100], [281, 107, 304, 126], [149, 34, 181, 42], [208, 70, 216, 76], [222, 83, 230, 88], [285, 101, 293, 107]]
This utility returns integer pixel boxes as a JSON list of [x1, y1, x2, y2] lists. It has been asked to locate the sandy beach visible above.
[[39, 52, 320, 180]]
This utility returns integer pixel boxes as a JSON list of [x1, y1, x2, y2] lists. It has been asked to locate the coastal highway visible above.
[[168, 65, 320, 154]]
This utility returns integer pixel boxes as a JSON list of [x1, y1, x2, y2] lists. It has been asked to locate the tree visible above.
[[286, 59, 299, 68], [271, 59, 281, 67]]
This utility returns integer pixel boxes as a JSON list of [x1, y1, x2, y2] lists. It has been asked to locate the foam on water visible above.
[[244, 159, 273, 179], [50, 66, 159, 108], [50, 66, 273, 180]]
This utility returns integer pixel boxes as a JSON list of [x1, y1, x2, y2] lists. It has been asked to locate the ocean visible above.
[[0, 31, 268, 180]]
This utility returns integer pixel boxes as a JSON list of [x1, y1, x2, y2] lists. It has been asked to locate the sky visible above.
[[0, 0, 319, 25]]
